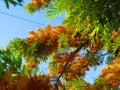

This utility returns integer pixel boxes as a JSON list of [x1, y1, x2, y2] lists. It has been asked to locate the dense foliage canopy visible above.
[[1, 0, 120, 90]]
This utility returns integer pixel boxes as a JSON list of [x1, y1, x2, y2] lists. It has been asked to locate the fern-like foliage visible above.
[[4, 0, 23, 8]]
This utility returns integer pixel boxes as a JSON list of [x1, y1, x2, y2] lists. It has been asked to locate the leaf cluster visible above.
[[4, 0, 23, 8], [0, 48, 22, 79], [7, 38, 48, 62]]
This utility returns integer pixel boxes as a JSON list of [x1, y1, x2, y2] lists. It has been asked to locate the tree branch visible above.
[[96, 51, 112, 60], [56, 39, 91, 84]]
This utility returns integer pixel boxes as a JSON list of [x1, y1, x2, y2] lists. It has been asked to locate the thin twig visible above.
[[96, 50, 112, 60]]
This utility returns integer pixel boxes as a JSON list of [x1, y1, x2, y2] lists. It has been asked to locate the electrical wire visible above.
[[0, 0, 64, 26], [0, 11, 64, 26], [0, 11, 45, 25]]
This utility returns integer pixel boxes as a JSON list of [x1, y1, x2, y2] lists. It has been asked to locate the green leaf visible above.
[[112, 36, 120, 54], [33, 66, 39, 74], [65, 76, 89, 90], [9, 0, 17, 6], [58, 32, 69, 50], [0, 48, 23, 79], [4, 0, 9, 8], [24, 3, 38, 15]]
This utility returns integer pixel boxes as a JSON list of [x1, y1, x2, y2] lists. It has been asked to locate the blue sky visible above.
[[0, 0, 63, 46], [0, 1, 106, 84]]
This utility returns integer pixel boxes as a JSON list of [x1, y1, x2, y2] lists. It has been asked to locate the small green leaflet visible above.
[[58, 32, 69, 50]]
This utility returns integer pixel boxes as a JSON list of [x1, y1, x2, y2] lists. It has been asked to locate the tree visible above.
[[3, 0, 23, 8], [0, 0, 120, 90]]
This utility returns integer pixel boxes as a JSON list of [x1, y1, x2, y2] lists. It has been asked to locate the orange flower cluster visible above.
[[101, 57, 120, 86], [32, 0, 51, 4], [87, 41, 103, 53], [48, 53, 89, 80], [111, 29, 120, 41], [27, 24, 81, 54], [26, 0, 51, 11], [25, 59, 39, 68], [0, 80, 15, 90], [26, 74, 54, 90], [1, 73, 54, 90]]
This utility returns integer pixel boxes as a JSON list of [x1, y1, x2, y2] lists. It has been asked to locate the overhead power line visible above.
[[0, 11, 45, 26], [0, 11, 64, 26]]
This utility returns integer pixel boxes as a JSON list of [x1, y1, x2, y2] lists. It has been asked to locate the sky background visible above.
[[0, 0, 106, 84]]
